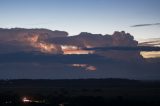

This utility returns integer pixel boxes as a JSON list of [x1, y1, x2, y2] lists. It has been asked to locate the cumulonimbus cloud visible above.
[[131, 23, 160, 27]]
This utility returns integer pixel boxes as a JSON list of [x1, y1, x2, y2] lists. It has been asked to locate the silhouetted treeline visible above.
[[0, 78, 153, 88], [1, 79, 160, 88]]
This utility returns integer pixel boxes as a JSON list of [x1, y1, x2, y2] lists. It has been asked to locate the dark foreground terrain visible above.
[[0, 79, 160, 106]]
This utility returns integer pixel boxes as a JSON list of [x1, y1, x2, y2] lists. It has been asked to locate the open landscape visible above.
[[0, 0, 160, 105], [1, 79, 160, 106]]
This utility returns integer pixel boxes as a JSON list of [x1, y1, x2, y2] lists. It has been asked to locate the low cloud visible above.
[[131, 23, 160, 27], [84, 46, 160, 51]]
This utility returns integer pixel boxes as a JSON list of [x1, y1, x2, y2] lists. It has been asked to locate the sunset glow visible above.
[[34, 42, 56, 53], [71, 64, 96, 71], [25, 35, 58, 54], [61, 45, 94, 55], [140, 51, 160, 58], [23, 36, 95, 54]]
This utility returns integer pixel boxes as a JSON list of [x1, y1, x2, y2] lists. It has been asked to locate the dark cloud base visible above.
[[84, 46, 160, 51], [0, 52, 160, 80]]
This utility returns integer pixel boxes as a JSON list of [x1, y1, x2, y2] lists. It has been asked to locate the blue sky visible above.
[[0, 0, 160, 39]]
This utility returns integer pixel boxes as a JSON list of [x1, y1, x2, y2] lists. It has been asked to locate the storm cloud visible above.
[[0, 28, 160, 80], [0, 28, 148, 61], [0, 28, 68, 54]]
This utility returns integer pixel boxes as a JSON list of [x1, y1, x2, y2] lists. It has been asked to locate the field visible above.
[[0, 79, 160, 106]]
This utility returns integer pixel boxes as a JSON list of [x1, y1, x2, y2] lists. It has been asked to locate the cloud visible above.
[[0, 28, 68, 54], [0, 28, 160, 80], [48, 31, 138, 47], [47, 31, 142, 61], [0, 52, 108, 64], [0, 52, 160, 80], [0, 29, 144, 61], [138, 38, 160, 47], [83, 46, 160, 51], [131, 23, 160, 27]]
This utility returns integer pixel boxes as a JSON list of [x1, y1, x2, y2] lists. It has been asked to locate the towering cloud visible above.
[[47, 31, 142, 61], [112, 31, 138, 47], [0, 28, 68, 54], [48, 31, 138, 47], [0, 28, 143, 61]]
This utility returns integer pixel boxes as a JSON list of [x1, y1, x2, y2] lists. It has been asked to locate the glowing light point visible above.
[[22, 97, 32, 103]]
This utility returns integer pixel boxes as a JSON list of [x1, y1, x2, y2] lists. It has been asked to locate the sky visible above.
[[0, 0, 160, 39]]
